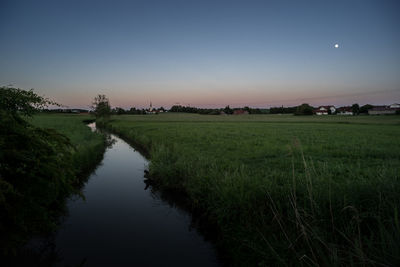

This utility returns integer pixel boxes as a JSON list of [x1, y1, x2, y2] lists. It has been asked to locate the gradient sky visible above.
[[1, 0, 399, 108]]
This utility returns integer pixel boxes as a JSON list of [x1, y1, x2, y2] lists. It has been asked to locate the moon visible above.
[[334, 43, 339, 48]]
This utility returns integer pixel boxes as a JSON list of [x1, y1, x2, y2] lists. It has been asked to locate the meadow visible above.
[[105, 113, 400, 266]]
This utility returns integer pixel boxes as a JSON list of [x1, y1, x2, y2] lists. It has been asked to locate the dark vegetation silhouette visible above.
[[0, 87, 106, 258], [294, 103, 314, 115], [0, 87, 74, 255], [352, 103, 360, 115], [91, 94, 111, 119], [168, 105, 265, 114], [359, 104, 373, 114], [269, 106, 297, 114]]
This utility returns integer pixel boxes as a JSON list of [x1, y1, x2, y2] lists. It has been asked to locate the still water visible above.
[[54, 123, 220, 266]]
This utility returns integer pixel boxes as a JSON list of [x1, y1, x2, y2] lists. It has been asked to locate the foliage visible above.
[[92, 94, 111, 119], [29, 114, 107, 178], [169, 105, 199, 113], [352, 103, 360, 115], [105, 113, 400, 266], [0, 86, 58, 119], [294, 103, 314, 115], [112, 107, 126, 115], [0, 87, 106, 255], [168, 105, 265, 115], [360, 104, 373, 114], [131, 107, 147, 114], [223, 105, 233, 114], [0, 111, 75, 253], [269, 106, 297, 114], [0, 87, 74, 254]]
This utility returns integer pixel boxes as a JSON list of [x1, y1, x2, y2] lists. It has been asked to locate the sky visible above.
[[0, 0, 399, 109]]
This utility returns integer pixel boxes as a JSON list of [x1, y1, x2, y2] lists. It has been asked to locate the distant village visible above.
[[44, 102, 400, 116], [311, 103, 400, 115]]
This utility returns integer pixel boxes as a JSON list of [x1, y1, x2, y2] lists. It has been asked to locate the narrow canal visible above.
[[54, 123, 220, 266]]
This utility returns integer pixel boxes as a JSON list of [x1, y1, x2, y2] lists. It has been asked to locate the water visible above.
[[53, 123, 220, 267]]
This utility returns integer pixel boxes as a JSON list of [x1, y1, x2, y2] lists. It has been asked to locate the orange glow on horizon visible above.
[[45, 86, 400, 110]]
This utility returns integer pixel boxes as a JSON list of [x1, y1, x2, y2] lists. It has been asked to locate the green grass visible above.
[[29, 114, 106, 178], [105, 113, 400, 266]]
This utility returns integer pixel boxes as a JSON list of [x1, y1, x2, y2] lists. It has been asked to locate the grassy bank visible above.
[[29, 114, 107, 179], [105, 113, 400, 266], [1, 113, 107, 255]]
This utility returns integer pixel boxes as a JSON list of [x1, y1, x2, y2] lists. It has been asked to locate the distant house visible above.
[[368, 105, 396, 115], [233, 109, 249, 115], [314, 106, 335, 115], [389, 103, 400, 109], [58, 108, 89, 114], [336, 106, 353, 115], [314, 107, 328, 115]]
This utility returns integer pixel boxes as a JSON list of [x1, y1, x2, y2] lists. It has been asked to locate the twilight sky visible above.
[[1, 0, 399, 108]]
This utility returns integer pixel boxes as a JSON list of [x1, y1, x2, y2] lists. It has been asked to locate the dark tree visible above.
[[295, 103, 314, 115], [0, 87, 75, 255], [169, 105, 198, 113], [223, 105, 233, 114], [113, 107, 126, 115], [360, 104, 373, 114], [270, 106, 297, 114], [351, 103, 360, 115], [92, 94, 111, 119], [0, 87, 57, 119]]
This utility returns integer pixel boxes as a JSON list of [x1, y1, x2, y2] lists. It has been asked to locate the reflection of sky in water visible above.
[[55, 130, 219, 267]]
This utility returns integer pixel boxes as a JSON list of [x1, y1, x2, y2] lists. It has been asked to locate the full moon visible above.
[[334, 43, 339, 48]]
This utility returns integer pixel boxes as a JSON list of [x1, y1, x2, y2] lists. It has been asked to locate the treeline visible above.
[[269, 106, 298, 114], [168, 104, 310, 115], [42, 102, 391, 116], [111, 107, 165, 115], [41, 108, 89, 113], [169, 105, 268, 115], [270, 103, 380, 115]]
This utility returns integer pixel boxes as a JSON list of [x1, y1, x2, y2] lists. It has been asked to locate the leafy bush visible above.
[[0, 87, 106, 255], [294, 103, 314, 115], [0, 111, 75, 254]]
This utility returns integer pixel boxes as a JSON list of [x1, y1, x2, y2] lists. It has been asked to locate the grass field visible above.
[[105, 113, 400, 266]]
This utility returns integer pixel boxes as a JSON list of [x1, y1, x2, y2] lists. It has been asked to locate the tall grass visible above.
[[105, 114, 400, 266], [29, 114, 107, 179]]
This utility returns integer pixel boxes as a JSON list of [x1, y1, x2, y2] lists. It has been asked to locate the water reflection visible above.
[[50, 123, 220, 267]]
